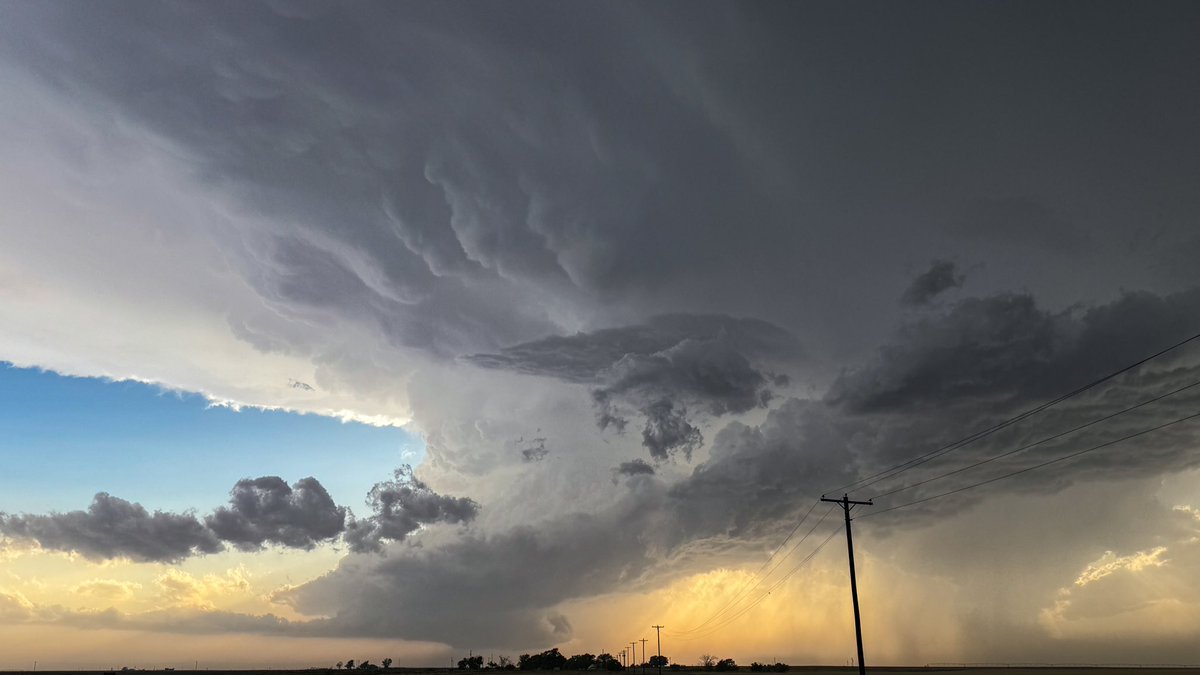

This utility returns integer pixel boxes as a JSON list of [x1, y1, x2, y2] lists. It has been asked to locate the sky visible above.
[[1, 0, 1199, 669]]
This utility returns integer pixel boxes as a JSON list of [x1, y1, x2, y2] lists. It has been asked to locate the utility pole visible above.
[[631, 643, 638, 669], [652, 625, 664, 675], [821, 494, 872, 675], [639, 639, 648, 675]]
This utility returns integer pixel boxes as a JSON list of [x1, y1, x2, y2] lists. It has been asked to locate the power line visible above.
[[824, 328, 1200, 496], [871, 377, 1200, 500], [669, 505, 835, 635], [667, 525, 843, 641], [668, 500, 822, 636], [861, 410, 1200, 520]]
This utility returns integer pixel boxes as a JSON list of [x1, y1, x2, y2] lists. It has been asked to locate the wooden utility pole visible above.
[[652, 625, 664, 675], [639, 639, 648, 675], [821, 494, 872, 675]]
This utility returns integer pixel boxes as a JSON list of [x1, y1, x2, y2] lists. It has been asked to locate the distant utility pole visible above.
[[821, 494, 873, 675], [652, 625, 664, 675], [631, 643, 637, 669], [640, 639, 649, 675]]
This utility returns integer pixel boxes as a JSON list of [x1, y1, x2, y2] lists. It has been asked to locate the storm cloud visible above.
[[902, 259, 965, 306], [2, 0, 1200, 664], [344, 465, 480, 554], [205, 476, 347, 551], [471, 315, 798, 458]]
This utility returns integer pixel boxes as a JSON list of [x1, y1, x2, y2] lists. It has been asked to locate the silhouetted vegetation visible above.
[[714, 659, 737, 672], [565, 654, 596, 670], [749, 663, 788, 672], [648, 656, 668, 668], [595, 653, 624, 671], [519, 648, 567, 670]]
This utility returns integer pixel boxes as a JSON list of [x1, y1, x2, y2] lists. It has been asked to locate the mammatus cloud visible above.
[[902, 259, 965, 306], [345, 466, 480, 554], [205, 477, 347, 551], [1, 469, 477, 561]]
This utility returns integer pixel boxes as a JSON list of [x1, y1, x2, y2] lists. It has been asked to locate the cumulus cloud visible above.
[[902, 259, 965, 306], [156, 568, 252, 611], [72, 579, 142, 602], [206, 477, 347, 551], [0, 471, 467, 561], [344, 466, 480, 554], [0, 493, 222, 563]]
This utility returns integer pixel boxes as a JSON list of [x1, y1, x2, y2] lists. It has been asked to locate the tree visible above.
[[648, 657, 668, 668], [518, 649, 567, 670], [699, 656, 717, 670], [565, 654, 596, 671], [498, 657, 513, 670], [382, 659, 392, 670], [595, 654, 623, 671], [459, 657, 484, 670], [336, 663, 344, 670], [346, 661, 356, 670], [715, 660, 736, 672]]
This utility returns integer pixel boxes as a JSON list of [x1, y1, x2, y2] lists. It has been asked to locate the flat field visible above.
[[6, 668, 1200, 675]]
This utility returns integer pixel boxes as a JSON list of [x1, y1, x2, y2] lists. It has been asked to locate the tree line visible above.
[[450, 649, 787, 672], [328, 650, 788, 672]]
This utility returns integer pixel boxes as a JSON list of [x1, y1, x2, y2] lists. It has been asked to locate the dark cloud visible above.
[[0, 472, 471, 561], [471, 314, 797, 458], [830, 287, 1200, 414], [0, 493, 222, 563], [292, 285, 1200, 649], [467, 314, 800, 382], [3, 0, 1200, 660], [956, 197, 1089, 253], [3, 1, 1199, 369], [285, 486, 662, 647], [614, 459, 656, 479], [520, 437, 549, 462], [345, 465, 480, 554], [901, 259, 965, 306], [640, 399, 703, 461], [205, 476, 346, 551]]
